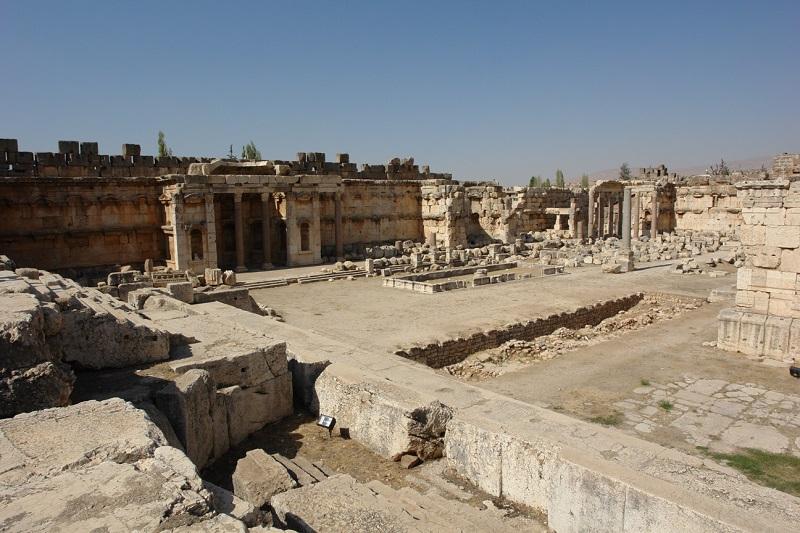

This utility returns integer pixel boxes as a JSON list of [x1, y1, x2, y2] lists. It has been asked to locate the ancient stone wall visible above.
[[772, 153, 800, 179], [718, 179, 800, 359], [0, 176, 168, 271], [327, 180, 425, 252], [674, 179, 742, 234], [396, 293, 644, 368]]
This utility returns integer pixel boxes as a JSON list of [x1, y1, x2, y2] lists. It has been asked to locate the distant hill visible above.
[[588, 155, 773, 181]]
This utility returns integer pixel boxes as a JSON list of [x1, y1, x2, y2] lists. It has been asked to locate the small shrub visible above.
[[658, 400, 673, 411]]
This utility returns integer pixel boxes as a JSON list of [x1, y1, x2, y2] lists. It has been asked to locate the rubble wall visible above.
[[0, 177, 168, 270], [396, 293, 644, 368], [718, 179, 800, 360]]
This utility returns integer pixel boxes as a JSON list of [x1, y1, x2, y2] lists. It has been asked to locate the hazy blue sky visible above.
[[3, 1, 798, 185]]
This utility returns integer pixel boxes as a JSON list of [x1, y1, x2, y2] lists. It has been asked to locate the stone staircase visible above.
[[271, 471, 541, 532], [364, 479, 528, 533], [271, 453, 334, 487]]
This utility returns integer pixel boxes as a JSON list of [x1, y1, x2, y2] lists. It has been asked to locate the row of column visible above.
[[587, 189, 659, 240], [230, 190, 343, 272]]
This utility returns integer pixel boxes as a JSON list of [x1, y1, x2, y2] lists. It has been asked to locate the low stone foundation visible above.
[[396, 293, 644, 368], [717, 308, 798, 361], [384, 262, 564, 293]]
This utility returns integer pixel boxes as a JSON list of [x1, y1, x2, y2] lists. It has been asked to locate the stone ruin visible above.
[[3, 142, 800, 531]]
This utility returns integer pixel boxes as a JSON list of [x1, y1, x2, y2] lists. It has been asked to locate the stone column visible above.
[[311, 192, 322, 264], [233, 192, 246, 272], [568, 198, 577, 238], [650, 190, 659, 238], [597, 194, 604, 238], [260, 192, 272, 269], [204, 193, 218, 269], [284, 192, 293, 266], [334, 191, 344, 260], [171, 193, 191, 271], [616, 195, 623, 238], [554, 214, 562, 231], [622, 188, 631, 250], [632, 193, 640, 239], [586, 188, 595, 239]]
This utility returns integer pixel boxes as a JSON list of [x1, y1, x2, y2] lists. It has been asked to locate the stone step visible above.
[[271, 454, 316, 487], [365, 481, 459, 531]]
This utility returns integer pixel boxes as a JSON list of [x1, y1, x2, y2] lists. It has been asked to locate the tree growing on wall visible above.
[[542, 178, 552, 188], [227, 144, 236, 160], [529, 175, 542, 187], [619, 162, 632, 180], [710, 158, 731, 176], [157, 131, 173, 157], [555, 169, 565, 188], [241, 141, 262, 160], [580, 174, 590, 189]]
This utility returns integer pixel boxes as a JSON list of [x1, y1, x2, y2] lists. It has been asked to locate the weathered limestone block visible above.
[[738, 312, 767, 355], [716, 308, 742, 351], [271, 474, 424, 532], [0, 399, 235, 531], [203, 480, 262, 527], [232, 449, 295, 508], [314, 363, 452, 459], [766, 225, 800, 249], [0, 292, 73, 417], [58, 302, 170, 369], [168, 281, 194, 303], [205, 267, 223, 286], [220, 372, 293, 446], [223, 270, 237, 286], [779, 247, 800, 272], [764, 315, 792, 360], [751, 246, 781, 269], [0, 362, 74, 418], [171, 342, 288, 388], [156, 369, 217, 468], [107, 270, 140, 286]]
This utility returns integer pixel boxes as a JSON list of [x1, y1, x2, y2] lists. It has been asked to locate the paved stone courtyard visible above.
[[618, 377, 800, 454]]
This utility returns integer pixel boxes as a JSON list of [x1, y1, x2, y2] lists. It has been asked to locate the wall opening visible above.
[[300, 222, 310, 252], [190, 229, 203, 260]]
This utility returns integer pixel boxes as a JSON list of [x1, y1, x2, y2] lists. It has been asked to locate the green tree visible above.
[[555, 169, 565, 188], [529, 175, 542, 187], [580, 174, 590, 189], [710, 158, 730, 176], [619, 162, 632, 180], [241, 140, 261, 160], [227, 144, 235, 160], [157, 131, 173, 157], [542, 178, 552, 188]]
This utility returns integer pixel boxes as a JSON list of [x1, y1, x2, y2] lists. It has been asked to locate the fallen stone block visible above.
[[156, 369, 217, 468], [232, 449, 296, 508]]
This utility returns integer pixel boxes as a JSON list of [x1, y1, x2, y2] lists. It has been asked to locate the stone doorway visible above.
[[272, 219, 288, 266]]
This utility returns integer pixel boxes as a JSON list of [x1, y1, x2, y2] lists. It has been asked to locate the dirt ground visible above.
[[250, 260, 735, 354], [203, 412, 546, 529], [481, 301, 800, 456]]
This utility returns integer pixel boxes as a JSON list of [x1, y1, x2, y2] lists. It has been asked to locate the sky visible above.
[[2, 1, 798, 185]]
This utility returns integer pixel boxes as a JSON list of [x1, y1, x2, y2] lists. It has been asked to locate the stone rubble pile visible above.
[[446, 295, 702, 380]]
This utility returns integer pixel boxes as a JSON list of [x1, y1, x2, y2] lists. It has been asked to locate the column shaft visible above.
[[261, 192, 272, 269], [586, 189, 595, 239], [334, 191, 344, 259], [622, 188, 632, 250], [233, 193, 246, 272], [650, 190, 659, 238]]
